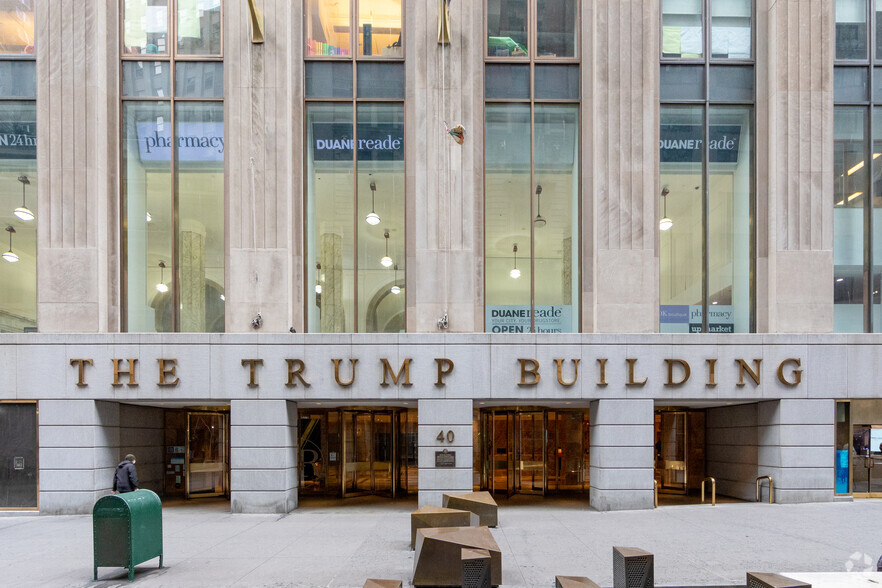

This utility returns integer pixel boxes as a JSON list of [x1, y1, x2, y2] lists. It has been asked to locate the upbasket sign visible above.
[[137, 122, 224, 162], [312, 122, 404, 161]]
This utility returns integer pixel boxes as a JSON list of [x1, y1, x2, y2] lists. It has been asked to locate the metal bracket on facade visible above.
[[247, 0, 265, 43]]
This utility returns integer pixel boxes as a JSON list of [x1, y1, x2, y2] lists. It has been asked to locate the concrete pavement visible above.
[[2, 495, 882, 587]]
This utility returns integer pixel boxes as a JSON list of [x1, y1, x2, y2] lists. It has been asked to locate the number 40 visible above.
[[436, 430, 455, 443]]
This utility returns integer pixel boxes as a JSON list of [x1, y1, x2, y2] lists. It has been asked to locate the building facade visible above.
[[0, 0, 878, 514]]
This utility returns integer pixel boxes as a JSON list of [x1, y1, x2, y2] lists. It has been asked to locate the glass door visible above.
[[343, 411, 372, 497], [516, 411, 545, 495], [186, 412, 227, 498], [547, 411, 588, 493], [0, 402, 38, 509], [372, 411, 394, 497], [655, 411, 687, 494], [852, 425, 882, 497], [489, 411, 515, 497]]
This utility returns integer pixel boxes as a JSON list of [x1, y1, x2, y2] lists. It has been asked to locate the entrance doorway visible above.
[[477, 408, 589, 497], [163, 408, 230, 500], [654, 409, 706, 499], [0, 402, 38, 509], [299, 407, 417, 498]]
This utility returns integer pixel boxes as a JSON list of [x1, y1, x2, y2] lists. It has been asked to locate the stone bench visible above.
[[442, 491, 498, 527], [363, 581, 402, 588], [411, 506, 479, 549], [413, 526, 501, 587], [555, 576, 601, 588]]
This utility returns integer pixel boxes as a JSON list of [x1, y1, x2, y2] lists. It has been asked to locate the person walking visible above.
[[112, 454, 139, 494]]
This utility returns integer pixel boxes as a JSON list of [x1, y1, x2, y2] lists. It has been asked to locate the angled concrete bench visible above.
[[442, 491, 498, 527], [555, 576, 601, 588], [746, 572, 811, 587], [363, 580, 402, 588], [411, 506, 479, 549], [413, 526, 501, 587]]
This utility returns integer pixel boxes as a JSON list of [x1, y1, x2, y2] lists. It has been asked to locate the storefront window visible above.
[[305, 3, 405, 333], [834, 5, 882, 332], [484, 3, 580, 334], [660, 1, 754, 333], [122, 2, 224, 332], [306, 0, 402, 58], [0, 1, 35, 332]]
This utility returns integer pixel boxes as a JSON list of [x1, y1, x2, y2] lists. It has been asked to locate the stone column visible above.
[[406, 0, 483, 332], [418, 399, 473, 507], [225, 1, 300, 332], [585, 1, 659, 332], [180, 220, 206, 332], [35, 1, 119, 332], [760, 0, 834, 332], [38, 400, 119, 514], [589, 399, 654, 511], [757, 399, 834, 503], [230, 399, 298, 513]]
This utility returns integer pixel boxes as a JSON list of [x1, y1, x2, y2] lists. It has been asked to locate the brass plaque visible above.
[[435, 450, 456, 468]]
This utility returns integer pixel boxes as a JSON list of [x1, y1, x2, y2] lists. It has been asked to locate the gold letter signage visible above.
[[112, 359, 138, 387], [69, 358, 93, 387], [157, 358, 179, 387], [777, 358, 802, 387]]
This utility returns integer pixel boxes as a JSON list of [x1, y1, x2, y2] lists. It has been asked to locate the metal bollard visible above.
[[756, 476, 774, 504], [701, 477, 716, 506]]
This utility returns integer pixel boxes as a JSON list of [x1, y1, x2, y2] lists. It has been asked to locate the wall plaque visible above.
[[435, 449, 456, 468]]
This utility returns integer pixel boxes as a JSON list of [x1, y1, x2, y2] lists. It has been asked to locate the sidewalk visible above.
[[1, 496, 881, 587]]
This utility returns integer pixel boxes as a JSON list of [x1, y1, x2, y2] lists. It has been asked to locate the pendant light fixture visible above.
[[14, 175, 34, 222], [381, 229, 393, 267], [510, 243, 520, 279], [533, 184, 546, 228], [155, 260, 169, 293], [2, 226, 18, 263], [659, 185, 673, 231], [315, 262, 322, 294], [391, 264, 401, 295], [365, 180, 381, 225]]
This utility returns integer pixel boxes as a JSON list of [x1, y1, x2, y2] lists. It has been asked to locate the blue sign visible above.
[[660, 125, 741, 163], [137, 121, 224, 162], [836, 449, 849, 494], [312, 122, 404, 162]]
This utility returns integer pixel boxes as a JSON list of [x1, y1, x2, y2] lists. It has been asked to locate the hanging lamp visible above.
[[659, 186, 673, 231], [534, 184, 546, 227], [381, 230, 393, 267], [2, 226, 18, 263], [366, 181, 380, 225], [510, 243, 520, 279], [391, 264, 401, 295], [14, 175, 34, 222], [155, 260, 169, 292]]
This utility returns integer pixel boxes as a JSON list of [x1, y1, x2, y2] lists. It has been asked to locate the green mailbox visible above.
[[93, 489, 163, 582]]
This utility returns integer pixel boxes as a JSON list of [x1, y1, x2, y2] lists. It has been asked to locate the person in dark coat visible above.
[[112, 454, 139, 494]]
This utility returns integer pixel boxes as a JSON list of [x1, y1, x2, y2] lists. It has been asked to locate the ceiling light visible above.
[[2, 226, 18, 263], [836, 278, 844, 283], [848, 191, 863, 202], [381, 229, 393, 267], [848, 161, 865, 175], [156, 260, 168, 292], [659, 185, 672, 231], [146, 212, 152, 223], [13, 175, 33, 222], [534, 184, 546, 227], [366, 181, 381, 225], [315, 262, 322, 294], [391, 264, 401, 294], [510, 243, 521, 279]]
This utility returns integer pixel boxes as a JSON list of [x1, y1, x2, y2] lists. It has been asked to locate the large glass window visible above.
[[484, 2, 580, 334], [305, 1, 405, 333], [834, 1, 882, 331], [659, 1, 754, 333], [306, 0, 402, 58], [487, 0, 577, 59], [0, 0, 35, 332], [122, 0, 224, 332]]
